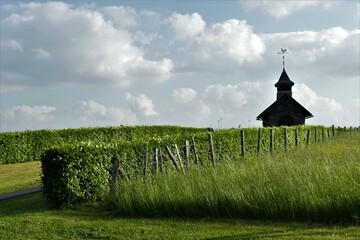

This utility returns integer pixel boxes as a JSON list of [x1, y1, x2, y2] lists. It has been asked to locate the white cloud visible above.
[[293, 83, 345, 125], [1, 2, 172, 90], [169, 82, 273, 127], [1, 39, 23, 51], [126, 93, 159, 117], [80, 100, 137, 125], [33, 48, 53, 60], [168, 12, 206, 39], [261, 27, 359, 81], [202, 82, 271, 117], [168, 14, 265, 68], [168, 81, 353, 128], [1, 3, 17, 11], [169, 88, 212, 124], [262, 27, 351, 49], [5, 105, 56, 122], [240, 0, 334, 20], [294, 83, 342, 114], [1, 3, 358, 131], [127, 58, 173, 83], [101, 6, 160, 30], [101, 6, 138, 29], [172, 88, 197, 104], [80, 100, 107, 117], [199, 19, 265, 64], [353, 99, 360, 109]]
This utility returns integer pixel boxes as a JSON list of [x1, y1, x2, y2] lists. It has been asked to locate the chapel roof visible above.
[[256, 94, 313, 120], [274, 68, 294, 87]]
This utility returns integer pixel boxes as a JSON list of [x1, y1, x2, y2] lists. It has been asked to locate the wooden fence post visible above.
[[270, 128, 274, 154], [165, 146, 180, 171], [184, 140, 190, 168], [144, 148, 148, 178], [314, 127, 317, 143], [332, 125, 335, 136], [241, 129, 245, 157], [152, 148, 159, 175], [295, 128, 299, 147], [306, 129, 311, 145], [257, 128, 261, 155], [209, 133, 216, 167], [110, 156, 128, 193], [110, 156, 120, 195], [283, 127, 287, 152], [191, 136, 199, 169], [175, 144, 184, 170], [159, 148, 164, 173], [322, 128, 325, 142]]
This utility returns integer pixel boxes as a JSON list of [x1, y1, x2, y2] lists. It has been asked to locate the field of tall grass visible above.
[[110, 133, 360, 224]]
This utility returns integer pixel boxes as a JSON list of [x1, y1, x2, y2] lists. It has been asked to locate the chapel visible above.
[[256, 52, 313, 126]]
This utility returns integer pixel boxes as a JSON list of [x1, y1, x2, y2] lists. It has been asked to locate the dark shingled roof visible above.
[[256, 95, 313, 120], [274, 68, 294, 87]]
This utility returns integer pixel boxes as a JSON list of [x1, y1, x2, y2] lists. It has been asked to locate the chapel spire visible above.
[[275, 48, 293, 100]]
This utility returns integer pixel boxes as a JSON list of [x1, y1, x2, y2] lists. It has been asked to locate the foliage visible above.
[[41, 144, 115, 208], [0, 125, 208, 164], [39, 125, 339, 208], [110, 133, 360, 223]]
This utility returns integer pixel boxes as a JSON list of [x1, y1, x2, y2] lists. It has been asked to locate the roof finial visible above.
[[278, 48, 289, 70]]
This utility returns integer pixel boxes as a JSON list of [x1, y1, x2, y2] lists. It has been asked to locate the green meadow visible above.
[[0, 131, 359, 239], [0, 193, 359, 240], [110, 132, 360, 223]]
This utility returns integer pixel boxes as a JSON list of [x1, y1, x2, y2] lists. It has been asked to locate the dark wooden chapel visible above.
[[256, 50, 313, 127]]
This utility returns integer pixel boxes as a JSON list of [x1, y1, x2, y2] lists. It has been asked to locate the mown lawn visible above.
[[0, 193, 359, 240], [0, 161, 41, 194]]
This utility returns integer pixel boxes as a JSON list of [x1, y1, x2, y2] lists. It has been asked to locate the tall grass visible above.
[[109, 133, 360, 223]]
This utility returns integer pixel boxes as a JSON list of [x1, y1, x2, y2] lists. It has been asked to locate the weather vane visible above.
[[278, 48, 289, 69]]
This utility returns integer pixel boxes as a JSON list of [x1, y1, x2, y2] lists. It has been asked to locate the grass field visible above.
[[0, 161, 41, 194], [110, 132, 360, 223], [0, 193, 359, 240], [0, 132, 359, 239]]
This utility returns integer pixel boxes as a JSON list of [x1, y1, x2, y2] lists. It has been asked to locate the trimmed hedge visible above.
[[1, 126, 209, 164], [41, 144, 115, 208], [41, 125, 334, 208]]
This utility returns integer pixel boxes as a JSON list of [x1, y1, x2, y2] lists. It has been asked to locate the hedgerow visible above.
[[0, 125, 209, 164], [39, 125, 337, 208]]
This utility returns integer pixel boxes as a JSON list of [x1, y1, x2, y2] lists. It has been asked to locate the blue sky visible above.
[[1, 0, 359, 132]]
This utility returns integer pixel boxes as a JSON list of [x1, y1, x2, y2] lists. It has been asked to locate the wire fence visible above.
[[110, 125, 360, 184]]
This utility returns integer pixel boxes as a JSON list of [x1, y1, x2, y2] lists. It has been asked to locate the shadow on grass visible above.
[[203, 231, 328, 240], [1, 194, 359, 240], [0, 193, 111, 219], [0, 193, 50, 216]]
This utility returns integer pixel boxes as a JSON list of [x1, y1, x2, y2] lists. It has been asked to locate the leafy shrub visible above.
[[41, 144, 115, 208]]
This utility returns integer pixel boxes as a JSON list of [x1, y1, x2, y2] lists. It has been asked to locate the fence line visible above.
[[110, 125, 359, 186]]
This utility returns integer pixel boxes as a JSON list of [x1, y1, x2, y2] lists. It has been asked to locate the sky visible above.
[[0, 0, 359, 132]]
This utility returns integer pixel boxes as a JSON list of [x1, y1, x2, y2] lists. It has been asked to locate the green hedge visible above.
[[41, 144, 117, 208], [41, 125, 334, 208], [0, 126, 209, 164]]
